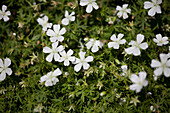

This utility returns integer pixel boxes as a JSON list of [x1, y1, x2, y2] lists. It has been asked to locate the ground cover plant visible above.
[[0, 0, 170, 112]]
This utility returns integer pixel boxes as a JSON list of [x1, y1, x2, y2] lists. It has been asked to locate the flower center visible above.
[[1, 12, 6, 16]]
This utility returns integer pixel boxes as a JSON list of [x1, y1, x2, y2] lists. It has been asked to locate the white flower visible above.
[[153, 34, 169, 46], [108, 33, 126, 49], [0, 5, 11, 22], [151, 53, 170, 77], [61, 10, 75, 25], [43, 42, 64, 62], [144, 0, 162, 16], [125, 34, 148, 56], [129, 71, 148, 93], [37, 15, 52, 31], [0, 58, 12, 81], [120, 65, 128, 76], [116, 4, 131, 19], [74, 51, 93, 72], [46, 24, 66, 42], [80, 0, 99, 13], [85, 39, 103, 53], [59, 49, 76, 66], [40, 68, 62, 86]]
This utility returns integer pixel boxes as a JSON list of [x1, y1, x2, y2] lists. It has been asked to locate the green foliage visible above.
[[0, 0, 170, 112]]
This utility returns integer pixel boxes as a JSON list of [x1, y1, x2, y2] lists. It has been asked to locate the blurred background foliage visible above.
[[0, 0, 170, 112]]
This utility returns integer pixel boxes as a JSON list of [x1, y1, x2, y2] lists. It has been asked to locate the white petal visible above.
[[122, 4, 128, 9], [126, 9, 131, 14], [160, 53, 168, 64], [57, 36, 64, 42], [83, 62, 90, 70], [86, 41, 93, 49], [0, 68, 2, 72], [151, 59, 161, 67], [64, 59, 70, 66], [65, 10, 69, 17], [117, 11, 123, 18], [45, 79, 53, 86], [113, 42, 119, 49], [4, 58, 11, 67], [79, 51, 86, 60], [70, 16, 75, 21], [128, 40, 136, 45], [157, 0, 162, 4], [125, 47, 135, 54], [56, 45, 64, 52], [43, 47, 52, 53], [130, 74, 139, 83], [119, 39, 126, 44], [155, 6, 161, 14], [53, 68, 62, 76], [60, 50, 66, 57], [50, 37, 57, 42], [139, 42, 148, 50], [2, 5, 7, 12], [148, 7, 156, 16], [0, 58, 3, 67], [91, 45, 99, 52], [61, 18, 69, 25], [6, 68, 12, 75], [59, 27, 66, 35], [37, 18, 43, 25], [110, 34, 116, 41], [52, 42, 58, 49], [46, 29, 55, 37], [133, 47, 141, 56], [136, 34, 144, 44], [3, 15, 9, 22], [138, 71, 147, 81], [164, 67, 170, 77], [0, 71, 6, 81], [53, 24, 60, 33], [6, 11, 11, 16], [92, 2, 99, 10], [143, 80, 148, 87], [144, 2, 154, 9], [123, 12, 128, 19], [40, 75, 48, 82], [166, 60, 170, 67], [154, 67, 163, 76], [151, 0, 157, 3], [67, 49, 73, 56], [117, 33, 124, 40], [108, 42, 114, 48], [80, 1, 88, 6], [116, 6, 122, 11], [54, 53, 60, 61], [68, 56, 75, 62], [43, 15, 48, 22], [86, 4, 93, 13], [70, 11, 75, 16], [46, 53, 54, 62], [52, 78, 59, 85], [85, 56, 93, 62], [74, 63, 82, 72]]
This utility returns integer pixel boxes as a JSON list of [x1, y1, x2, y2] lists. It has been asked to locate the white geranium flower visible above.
[[43, 42, 64, 62], [0, 5, 11, 22], [151, 53, 170, 77], [120, 65, 128, 76], [144, 0, 162, 16], [116, 4, 131, 19], [37, 15, 52, 31], [46, 24, 66, 42], [59, 49, 76, 66], [0, 58, 12, 81], [129, 71, 148, 93], [80, 0, 99, 13], [153, 34, 169, 46], [125, 34, 148, 56], [40, 68, 62, 86], [108, 33, 126, 49], [74, 51, 93, 72], [85, 39, 103, 53], [61, 10, 75, 25]]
